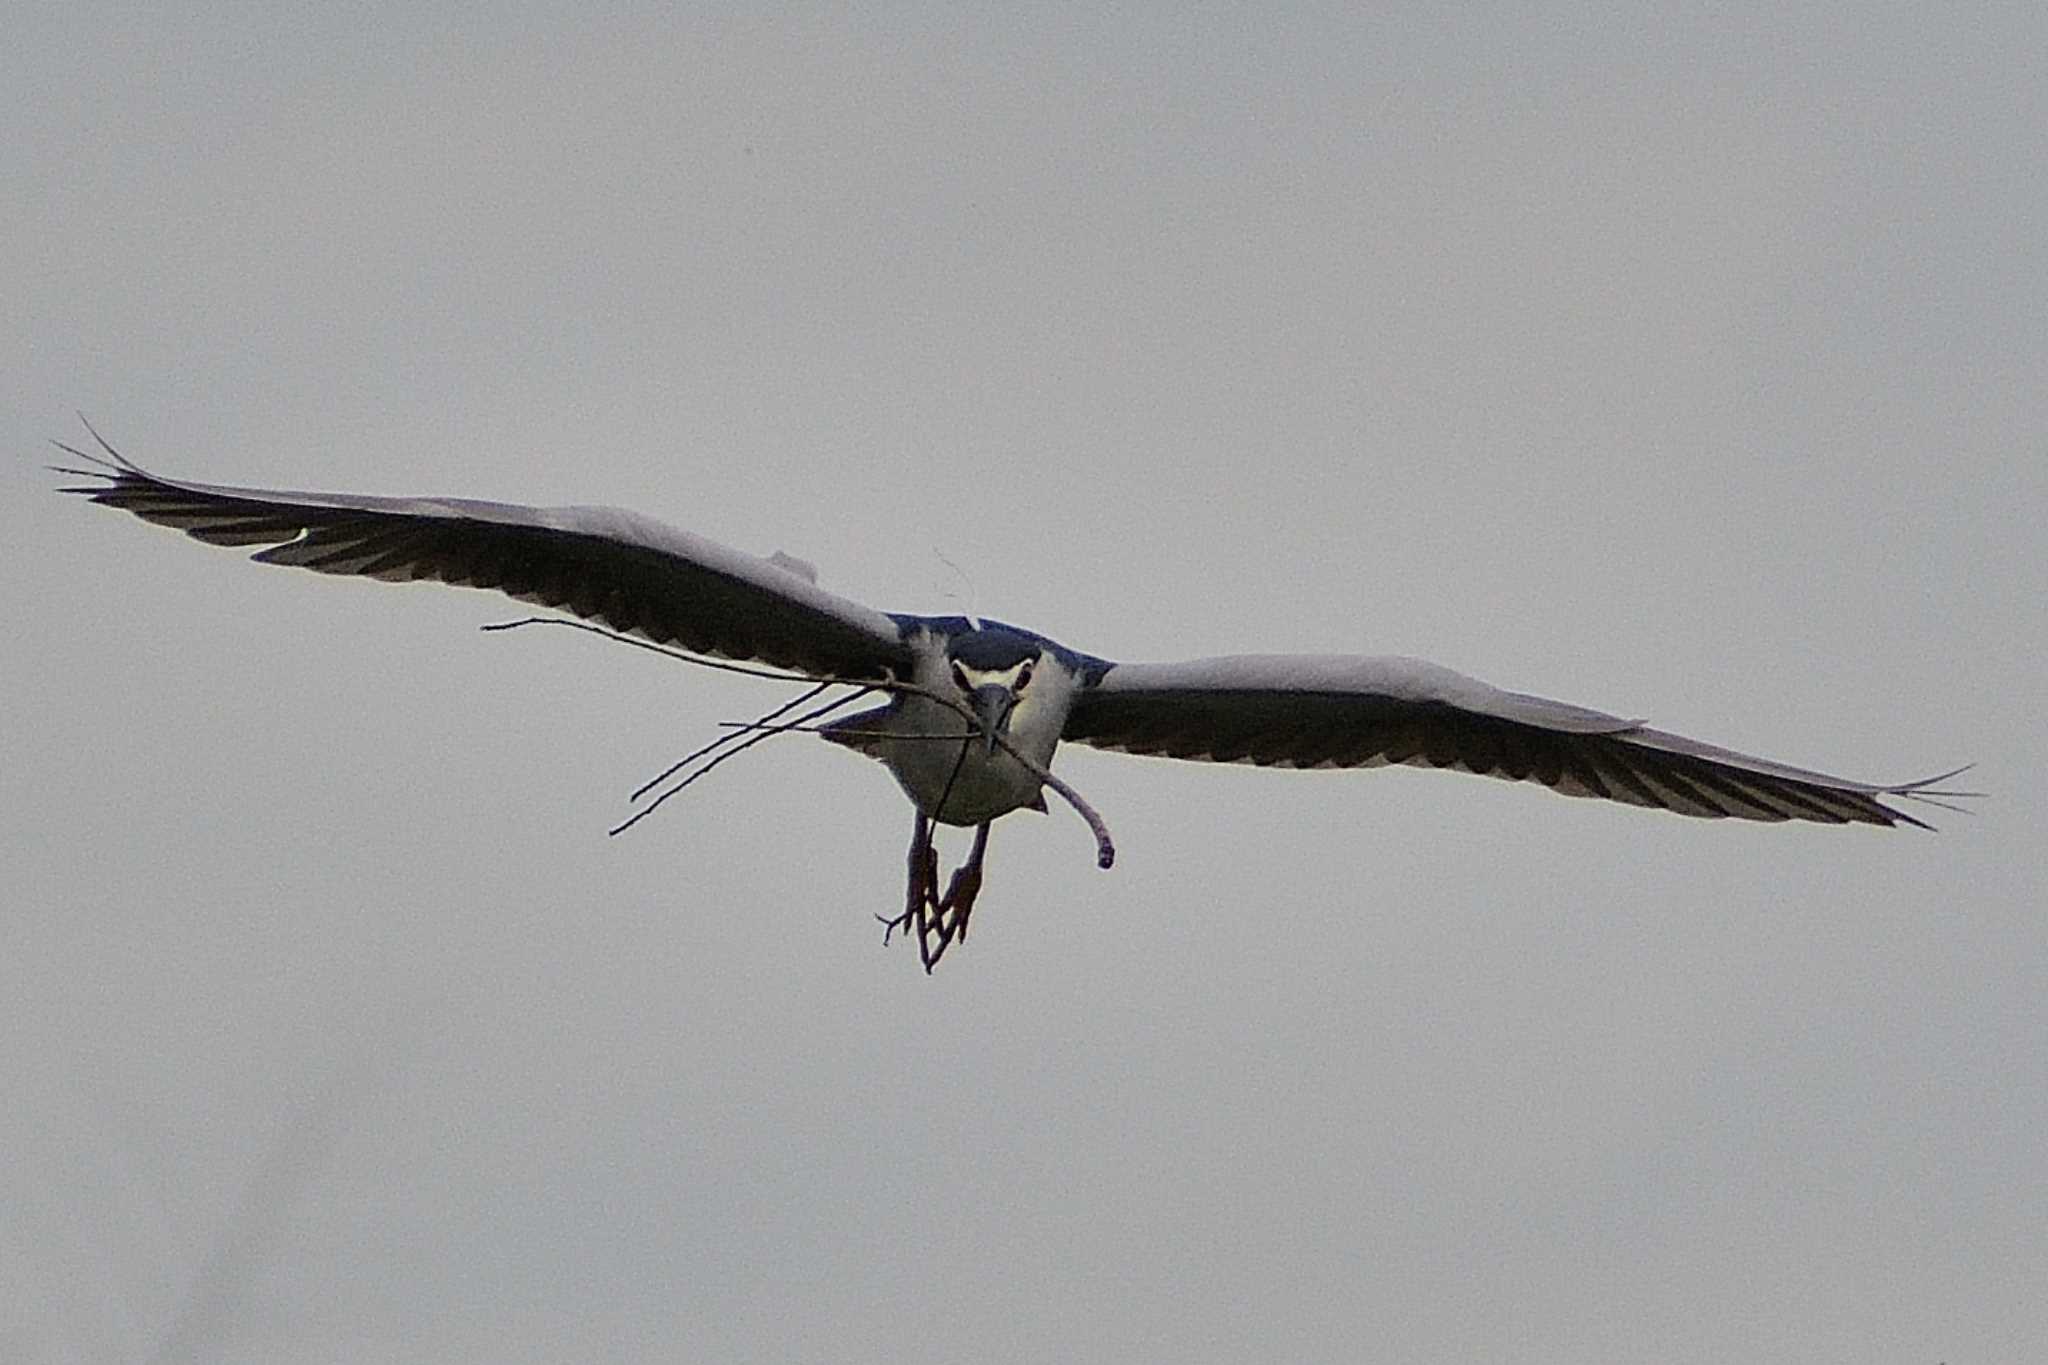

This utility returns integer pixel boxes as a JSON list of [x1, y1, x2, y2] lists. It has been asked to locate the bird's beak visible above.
[[969, 684, 1016, 755]]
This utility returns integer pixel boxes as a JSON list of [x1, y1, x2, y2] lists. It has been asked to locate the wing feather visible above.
[[57, 434, 912, 680], [1064, 654, 1960, 828]]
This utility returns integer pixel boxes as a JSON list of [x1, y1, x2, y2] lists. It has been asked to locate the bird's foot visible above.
[[883, 823, 988, 973], [879, 838, 941, 949], [904, 859, 982, 973], [936, 861, 982, 946], [875, 863, 979, 972]]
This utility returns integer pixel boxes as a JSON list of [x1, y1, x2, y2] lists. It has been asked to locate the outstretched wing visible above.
[[1064, 654, 1967, 827], [56, 427, 914, 681]]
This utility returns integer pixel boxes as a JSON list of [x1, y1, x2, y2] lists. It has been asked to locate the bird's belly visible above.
[[881, 738, 1052, 826]]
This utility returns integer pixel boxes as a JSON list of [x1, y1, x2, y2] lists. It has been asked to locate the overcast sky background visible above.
[[5, 5, 2043, 1362]]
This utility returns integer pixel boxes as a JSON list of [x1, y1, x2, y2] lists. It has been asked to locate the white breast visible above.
[[870, 642, 1079, 826]]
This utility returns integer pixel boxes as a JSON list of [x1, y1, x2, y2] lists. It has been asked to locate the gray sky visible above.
[[5, 5, 2043, 1362]]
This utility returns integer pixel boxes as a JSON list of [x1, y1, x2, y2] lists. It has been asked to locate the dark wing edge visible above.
[[1062, 654, 1978, 829], [53, 423, 914, 681]]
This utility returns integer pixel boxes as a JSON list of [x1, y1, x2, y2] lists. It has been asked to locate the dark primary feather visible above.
[[1064, 668, 1968, 829], [55, 433, 913, 682]]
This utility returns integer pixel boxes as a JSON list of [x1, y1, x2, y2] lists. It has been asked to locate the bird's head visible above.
[[943, 629, 1047, 755]]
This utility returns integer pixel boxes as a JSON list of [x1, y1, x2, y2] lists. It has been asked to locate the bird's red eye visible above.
[[1017, 662, 1034, 689], [950, 663, 969, 691]]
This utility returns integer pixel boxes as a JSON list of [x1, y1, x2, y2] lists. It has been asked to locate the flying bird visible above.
[[57, 426, 1969, 970]]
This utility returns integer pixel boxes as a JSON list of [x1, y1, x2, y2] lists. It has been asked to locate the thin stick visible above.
[[631, 680, 835, 802], [480, 616, 835, 686], [718, 722, 988, 741], [611, 687, 873, 837], [485, 615, 1117, 869]]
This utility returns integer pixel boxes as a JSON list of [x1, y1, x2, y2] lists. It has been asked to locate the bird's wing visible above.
[[1063, 654, 1964, 827], [56, 432, 914, 680]]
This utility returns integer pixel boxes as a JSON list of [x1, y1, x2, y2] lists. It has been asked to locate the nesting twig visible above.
[[480, 615, 1116, 869]]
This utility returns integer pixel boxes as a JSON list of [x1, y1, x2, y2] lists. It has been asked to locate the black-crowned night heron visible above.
[[57, 427, 1970, 971]]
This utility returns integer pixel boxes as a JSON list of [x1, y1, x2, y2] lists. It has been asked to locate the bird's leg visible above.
[[879, 812, 939, 949], [920, 822, 991, 970], [916, 822, 940, 915], [878, 818, 993, 972]]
